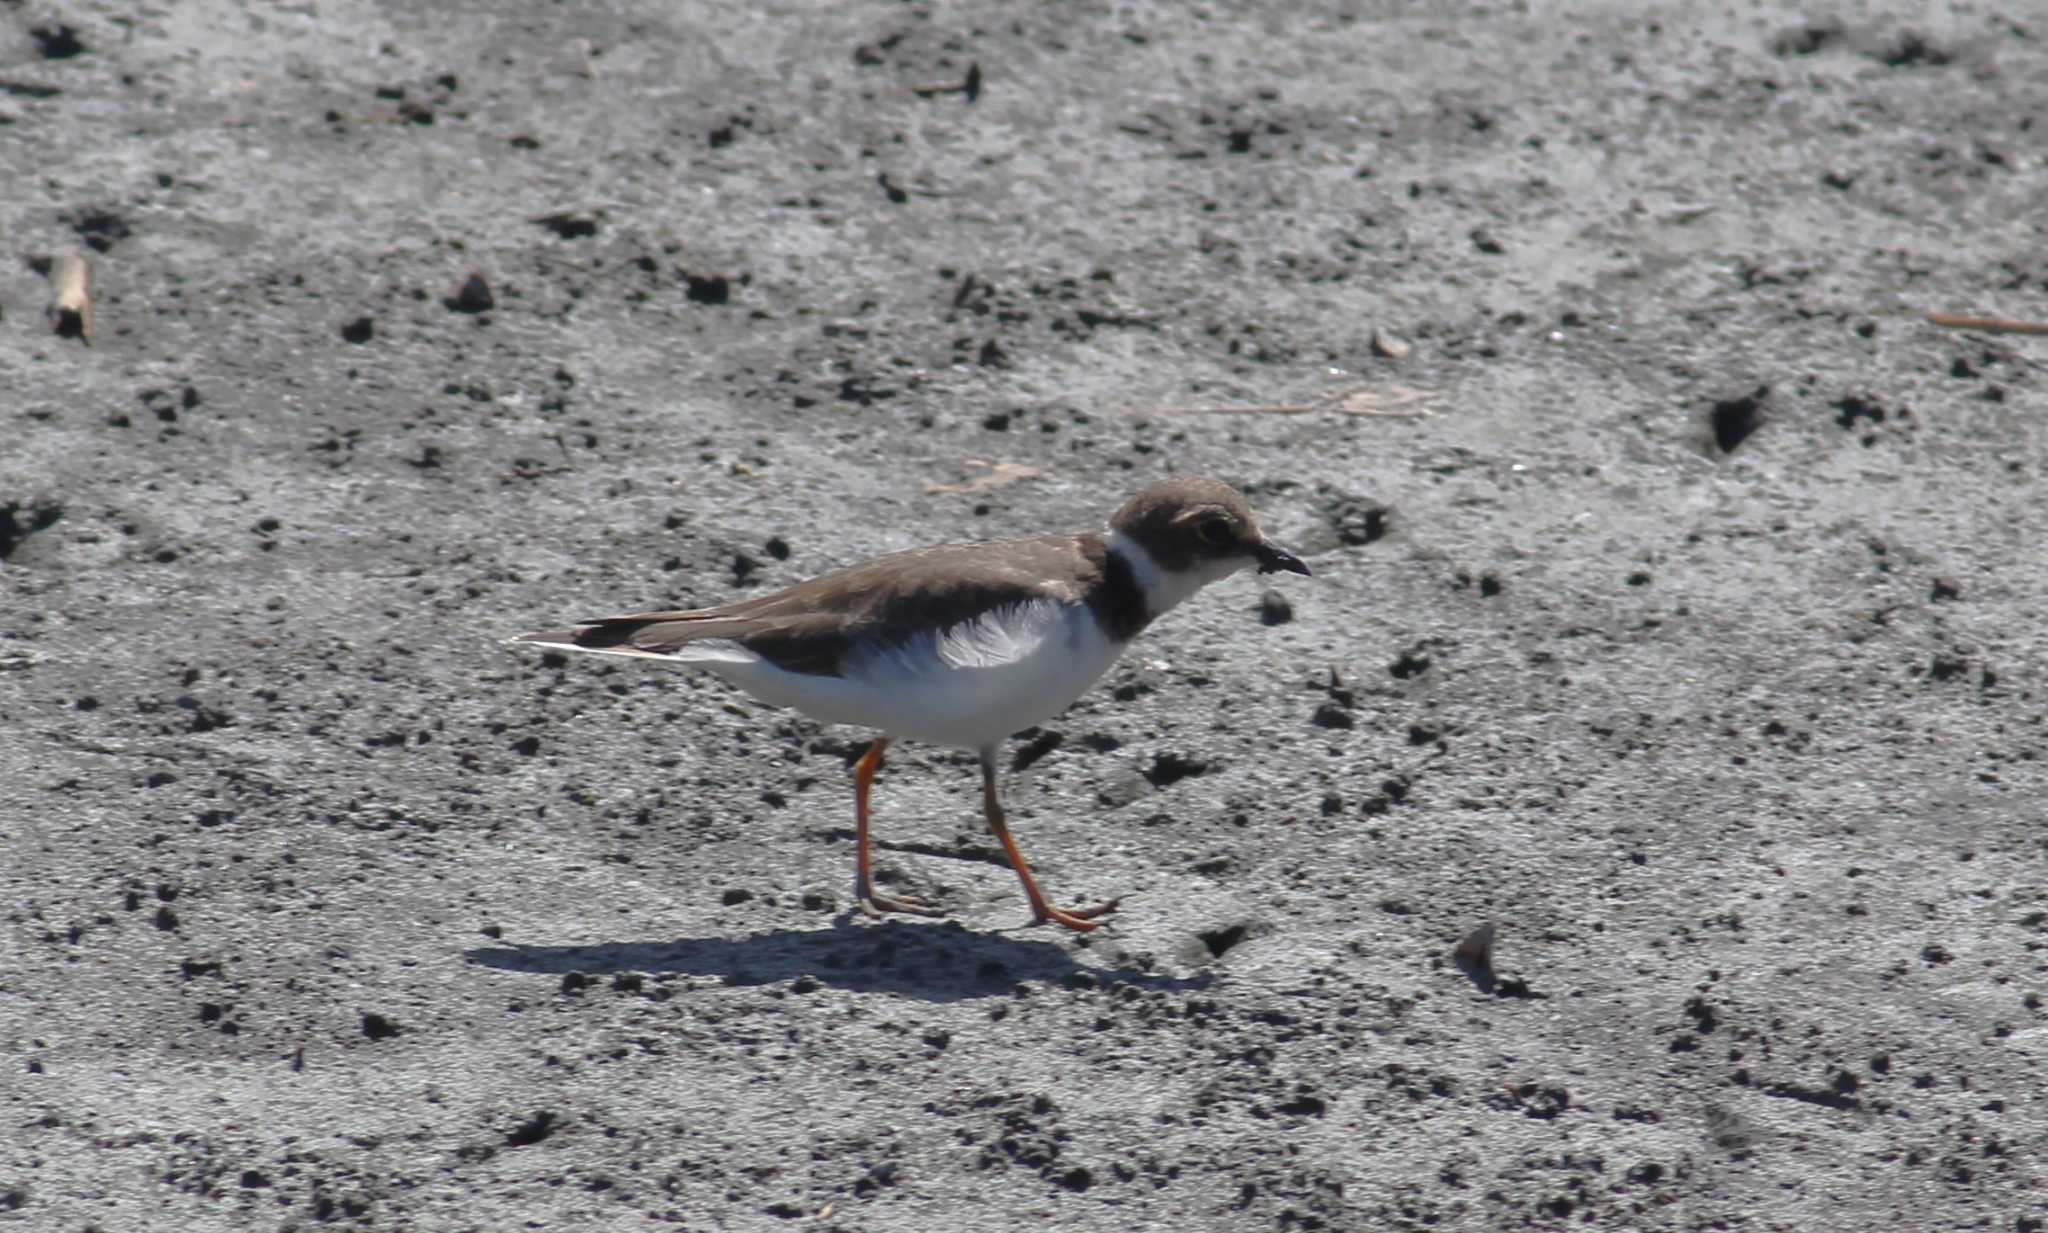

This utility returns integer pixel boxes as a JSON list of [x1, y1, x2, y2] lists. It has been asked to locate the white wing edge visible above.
[[506, 634, 760, 665]]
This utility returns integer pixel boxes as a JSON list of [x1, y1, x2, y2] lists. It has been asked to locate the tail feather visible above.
[[515, 620, 643, 651], [506, 628, 585, 649], [507, 619, 756, 664]]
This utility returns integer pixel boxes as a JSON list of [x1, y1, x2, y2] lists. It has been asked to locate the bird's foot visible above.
[[855, 885, 947, 920], [1033, 897, 1121, 932]]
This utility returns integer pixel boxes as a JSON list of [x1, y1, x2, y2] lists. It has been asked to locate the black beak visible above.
[[1254, 540, 1310, 576]]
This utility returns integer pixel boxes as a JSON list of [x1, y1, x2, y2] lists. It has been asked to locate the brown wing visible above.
[[513, 532, 1110, 677]]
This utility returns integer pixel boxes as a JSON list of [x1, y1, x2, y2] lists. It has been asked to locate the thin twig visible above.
[[924, 461, 1041, 495], [1155, 402, 1322, 415], [1926, 311, 2048, 336], [48, 253, 91, 343], [1152, 385, 1436, 419], [911, 62, 982, 102]]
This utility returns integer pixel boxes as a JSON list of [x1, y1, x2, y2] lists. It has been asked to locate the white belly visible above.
[[706, 599, 1123, 750]]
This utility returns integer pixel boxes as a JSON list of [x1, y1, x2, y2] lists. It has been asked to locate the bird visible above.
[[509, 476, 1310, 931]]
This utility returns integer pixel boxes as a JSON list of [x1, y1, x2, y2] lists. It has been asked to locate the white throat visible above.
[[1105, 527, 1245, 620]]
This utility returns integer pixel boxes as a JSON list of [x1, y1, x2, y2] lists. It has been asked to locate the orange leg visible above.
[[852, 737, 943, 919], [979, 748, 1119, 931]]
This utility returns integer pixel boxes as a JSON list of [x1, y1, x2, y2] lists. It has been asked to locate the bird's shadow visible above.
[[464, 916, 1214, 1002]]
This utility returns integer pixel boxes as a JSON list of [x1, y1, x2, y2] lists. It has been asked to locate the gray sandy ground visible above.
[[3, 1, 2044, 1229]]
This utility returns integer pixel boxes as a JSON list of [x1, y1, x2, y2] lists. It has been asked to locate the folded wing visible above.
[[509, 532, 1107, 679]]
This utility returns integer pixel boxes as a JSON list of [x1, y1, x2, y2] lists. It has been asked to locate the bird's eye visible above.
[[1196, 518, 1233, 546]]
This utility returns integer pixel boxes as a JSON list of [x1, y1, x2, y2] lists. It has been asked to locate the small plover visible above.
[[511, 476, 1309, 931]]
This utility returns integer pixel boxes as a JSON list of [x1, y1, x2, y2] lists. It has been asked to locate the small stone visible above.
[[450, 272, 495, 314], [1453, 922, 1496, 975], [1370, 327, 1411, 360], [1259, 589, 1294, 626]]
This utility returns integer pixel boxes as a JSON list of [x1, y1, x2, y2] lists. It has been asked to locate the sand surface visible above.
[[3, 3, 2044, 1229]]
